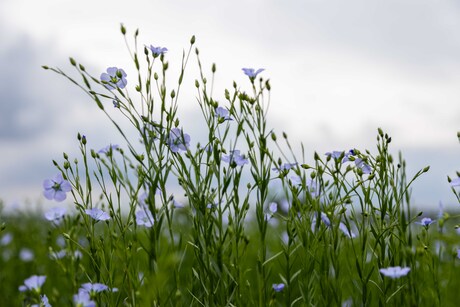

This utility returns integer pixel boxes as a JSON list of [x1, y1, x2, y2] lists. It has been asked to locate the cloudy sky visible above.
[[1, 0, 459, 211]]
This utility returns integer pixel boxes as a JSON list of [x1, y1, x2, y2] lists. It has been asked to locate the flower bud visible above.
[[63, 161, 70, 169], [190, 35, 196, 45], [69, 57, 77, 66], [120, 23, 126, 35]]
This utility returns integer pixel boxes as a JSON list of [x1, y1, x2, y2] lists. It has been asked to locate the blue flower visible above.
[[306, 179, 320, 197], [44, 207, 67, 224], [416, 217, 435, 227], [215, 106, 233, 122], [0, 233, 12, 246], [19, 248, 35, 262], [379, 266, 410, 279], [222, 150, 249, 167], [98, 144, 119, 154], [43, 174, 72, 202], [167, 128, 191, 153], [450, 177, 460, 187], [80, 282, 109, 294], [311, 212, 330, 232], [136, 208, 154, 228], [325, 151, 344, 160], [50, 250, 67, 260], [289, 175, 302, 186], [339, 222, 356, 238], [73, 289, 96, 307], [32, 295, 51, 307], [100, 67, 127, 90], [172, 197, 185, 208], [85, 208, 111, 221], [149, 45, 168, 57], [272, 283, 285, 292], [242, 68, 264, 79], [269, 202, 278, 214], [341, 149, 355, 163], [19, 275, 46, 292], [272, 162, 298, 173], [354, 158, 372, 174]]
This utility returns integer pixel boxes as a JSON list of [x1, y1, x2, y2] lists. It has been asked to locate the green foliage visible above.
[[2, 27, 460, 306]]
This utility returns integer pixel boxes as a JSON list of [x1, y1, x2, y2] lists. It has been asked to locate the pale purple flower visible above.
[[289, 175, 302, 186], [98, 144, 119, 154], [74, 250, 83, 259], [273, 162, 298, 173], [342, 298, 353, 307], [85, 208, 111, 221], [339, 222, 357, 238], [44, 207, 67, 224], [457, 249, 460, 259], [136, 208, 154, 228], [416, 217, 435, 227], [0, 233, 12, 246], [50, 250, 67, 260], [222, 150, 249, 167], [32, 294, 51, 307], [80, 282, 109, 294], [311, 212, 330, 231], [354, 158, 372, 174], [379, 266, 410, 278], [269, 202, 278, 213], [341, 149, 355, 163], [73, 289, 96, 307], [19, 275, 46, 292], [43, 174, 72, 202], [20, 248, 35, 262], [215, 106, 232, 122], [56, 236, 66, 247], [242, 68, 264, 79], [306, 179, 320, 197], [450, 177, 460, 187], [325, 151, 344, 160], [172, 198, 185, 208], [272, 283, 285, 292], [167, 128, 191, 153], [100, 67, 127, 90], [149, 45, 168, 57], [320, 212, 331, 226]]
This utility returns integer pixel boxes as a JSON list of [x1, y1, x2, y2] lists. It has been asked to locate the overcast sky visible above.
[[1, 0, 460, 211]]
